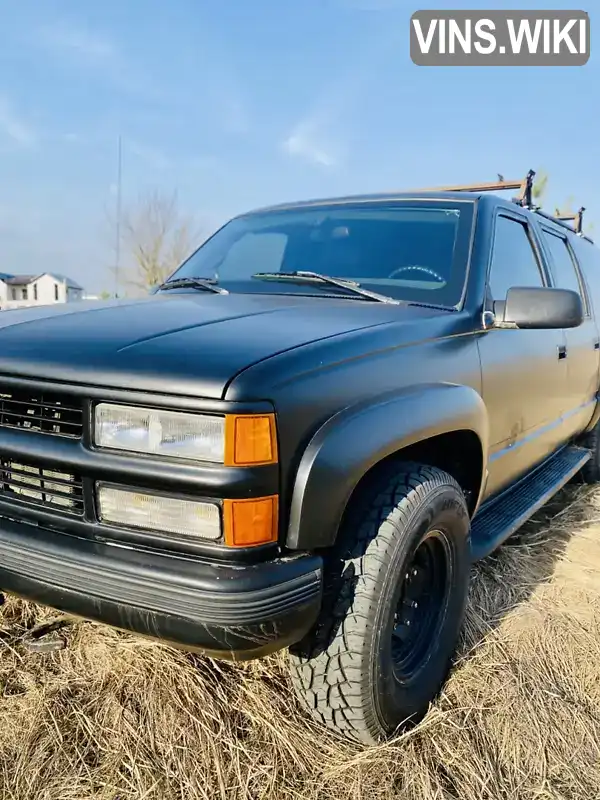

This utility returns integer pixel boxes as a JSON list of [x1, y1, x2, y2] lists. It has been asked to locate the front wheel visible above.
[[288, 463, 471, 744]]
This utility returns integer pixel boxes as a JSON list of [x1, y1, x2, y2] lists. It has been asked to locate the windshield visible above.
[[165, 200, 475, 307]]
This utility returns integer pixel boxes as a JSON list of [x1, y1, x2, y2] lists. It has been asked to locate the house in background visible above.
[[0, 273, 84, 310]]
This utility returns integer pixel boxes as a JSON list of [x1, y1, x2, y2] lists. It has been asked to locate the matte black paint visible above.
[[0, 517, 323, 659], [287, 383, 487, 550], [0, 294, 412, 399], [1, 190, 600, 657]]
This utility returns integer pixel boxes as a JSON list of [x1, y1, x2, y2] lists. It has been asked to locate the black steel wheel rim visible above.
[[391, 529, 451, 683]]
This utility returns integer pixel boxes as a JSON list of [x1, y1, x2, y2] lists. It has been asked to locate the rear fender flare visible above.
[[285, 383, 488, 550]]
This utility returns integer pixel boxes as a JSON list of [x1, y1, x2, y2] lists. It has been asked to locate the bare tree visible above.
[[532, 170, 549, 207], [531, 172, 593, 232], [554, 197, 594, 236], [112, 189, 202, 294]]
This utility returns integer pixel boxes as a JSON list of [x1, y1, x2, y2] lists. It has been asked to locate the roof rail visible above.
[[410, 169, 536, 208]]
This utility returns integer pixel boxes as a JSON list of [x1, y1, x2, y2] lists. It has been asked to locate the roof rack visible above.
[[411, 169, 536, 208], [410, 169, 590, 237], [554, 207, 585, 235]]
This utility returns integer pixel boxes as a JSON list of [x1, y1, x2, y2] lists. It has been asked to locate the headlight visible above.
[[97, 484, 221, 540], [94, 403, 225, 462], [94, 404, 278, 466]]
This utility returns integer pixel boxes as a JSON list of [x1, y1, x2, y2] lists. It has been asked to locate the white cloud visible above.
[[33, 21, 158, 100], [187, 63, 250, 136], [36, 22, 115, 63], [166, 22, 251, 137], [187, 154, 220, 171], [282, 122, 338, 168], [0, 96, 36, 147], [281, 21, 400, 169], [220, 95, 250, 135], [126, 140, 170, 171]]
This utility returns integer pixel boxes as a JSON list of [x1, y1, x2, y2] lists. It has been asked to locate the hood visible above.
[[0, 292, 442, 399]]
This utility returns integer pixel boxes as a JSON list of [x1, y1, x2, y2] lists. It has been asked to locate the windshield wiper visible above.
[[252, 271, 401, 304], [158, 277, 229, 295]]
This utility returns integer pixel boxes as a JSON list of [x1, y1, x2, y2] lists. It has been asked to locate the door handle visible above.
[[558, 344, 567, 360], [594, 340, 600, 350]]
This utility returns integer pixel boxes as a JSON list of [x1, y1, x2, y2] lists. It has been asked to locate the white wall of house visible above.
[[0, 274, 83, 309]]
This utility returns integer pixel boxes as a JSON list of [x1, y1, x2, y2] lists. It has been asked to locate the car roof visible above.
[[237, 191, 595, 246], [242, 190, 482, 216]]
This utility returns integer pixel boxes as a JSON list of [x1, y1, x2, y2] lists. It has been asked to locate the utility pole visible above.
[[114, 135, 123, 298]]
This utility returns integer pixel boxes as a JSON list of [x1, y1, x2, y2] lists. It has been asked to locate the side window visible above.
[[570, 237, 600, 316], [488, 215, 544, 301], [541, 230, 588, 314]]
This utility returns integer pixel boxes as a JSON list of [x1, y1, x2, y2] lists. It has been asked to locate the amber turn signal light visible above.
[[222, 495, 279, 547], [224, 414, 278, 467]]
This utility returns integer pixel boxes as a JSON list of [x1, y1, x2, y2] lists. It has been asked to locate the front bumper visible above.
[[0, 517, 323, 659]]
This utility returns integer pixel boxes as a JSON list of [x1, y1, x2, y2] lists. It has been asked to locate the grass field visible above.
[[1, 483, 599, 800]]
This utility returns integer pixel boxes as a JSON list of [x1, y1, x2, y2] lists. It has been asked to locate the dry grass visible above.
[[1, 485, 600, 800]]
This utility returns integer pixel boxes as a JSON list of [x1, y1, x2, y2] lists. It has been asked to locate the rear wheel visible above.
[[580, 415, 600, 483], [289, 463, 471, 744]]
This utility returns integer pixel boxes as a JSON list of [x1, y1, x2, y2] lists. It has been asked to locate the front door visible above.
[[478, 210, 568, 499]]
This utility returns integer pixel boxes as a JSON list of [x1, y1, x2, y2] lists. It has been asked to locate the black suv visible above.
[[1, 170, 599, 744]]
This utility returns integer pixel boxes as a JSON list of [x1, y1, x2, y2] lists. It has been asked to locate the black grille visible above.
[[0, 460, 84, 516], [0, 386, 83, 438]]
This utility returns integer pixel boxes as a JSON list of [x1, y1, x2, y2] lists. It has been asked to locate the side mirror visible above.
[[493, 286, 584, 330]]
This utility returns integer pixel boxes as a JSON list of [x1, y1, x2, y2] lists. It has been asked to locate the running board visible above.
[[470, 445, 591, 561]]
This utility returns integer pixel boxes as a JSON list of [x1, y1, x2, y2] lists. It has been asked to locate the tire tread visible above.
[[289, 463, 466, 742], [581, 419, 600, 483]]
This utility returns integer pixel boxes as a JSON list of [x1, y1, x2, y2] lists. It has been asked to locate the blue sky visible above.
[[0, 0, 598, 294]]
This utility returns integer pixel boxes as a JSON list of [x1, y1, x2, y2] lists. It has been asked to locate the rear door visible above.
[[478, 209, 568, 498], [537, 224, 600, 438]]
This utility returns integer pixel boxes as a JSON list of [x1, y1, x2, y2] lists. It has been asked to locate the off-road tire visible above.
[[288, 462, 471, 744]]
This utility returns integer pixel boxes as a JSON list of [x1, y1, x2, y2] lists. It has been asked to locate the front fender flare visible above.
[[286, 383, 489, 550]]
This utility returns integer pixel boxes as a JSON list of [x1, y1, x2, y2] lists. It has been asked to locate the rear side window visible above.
[[541, 229, 589, 314], [488, 215, 544, 301], [569, 236, 600, 313], [571, 237, 600, 274]]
